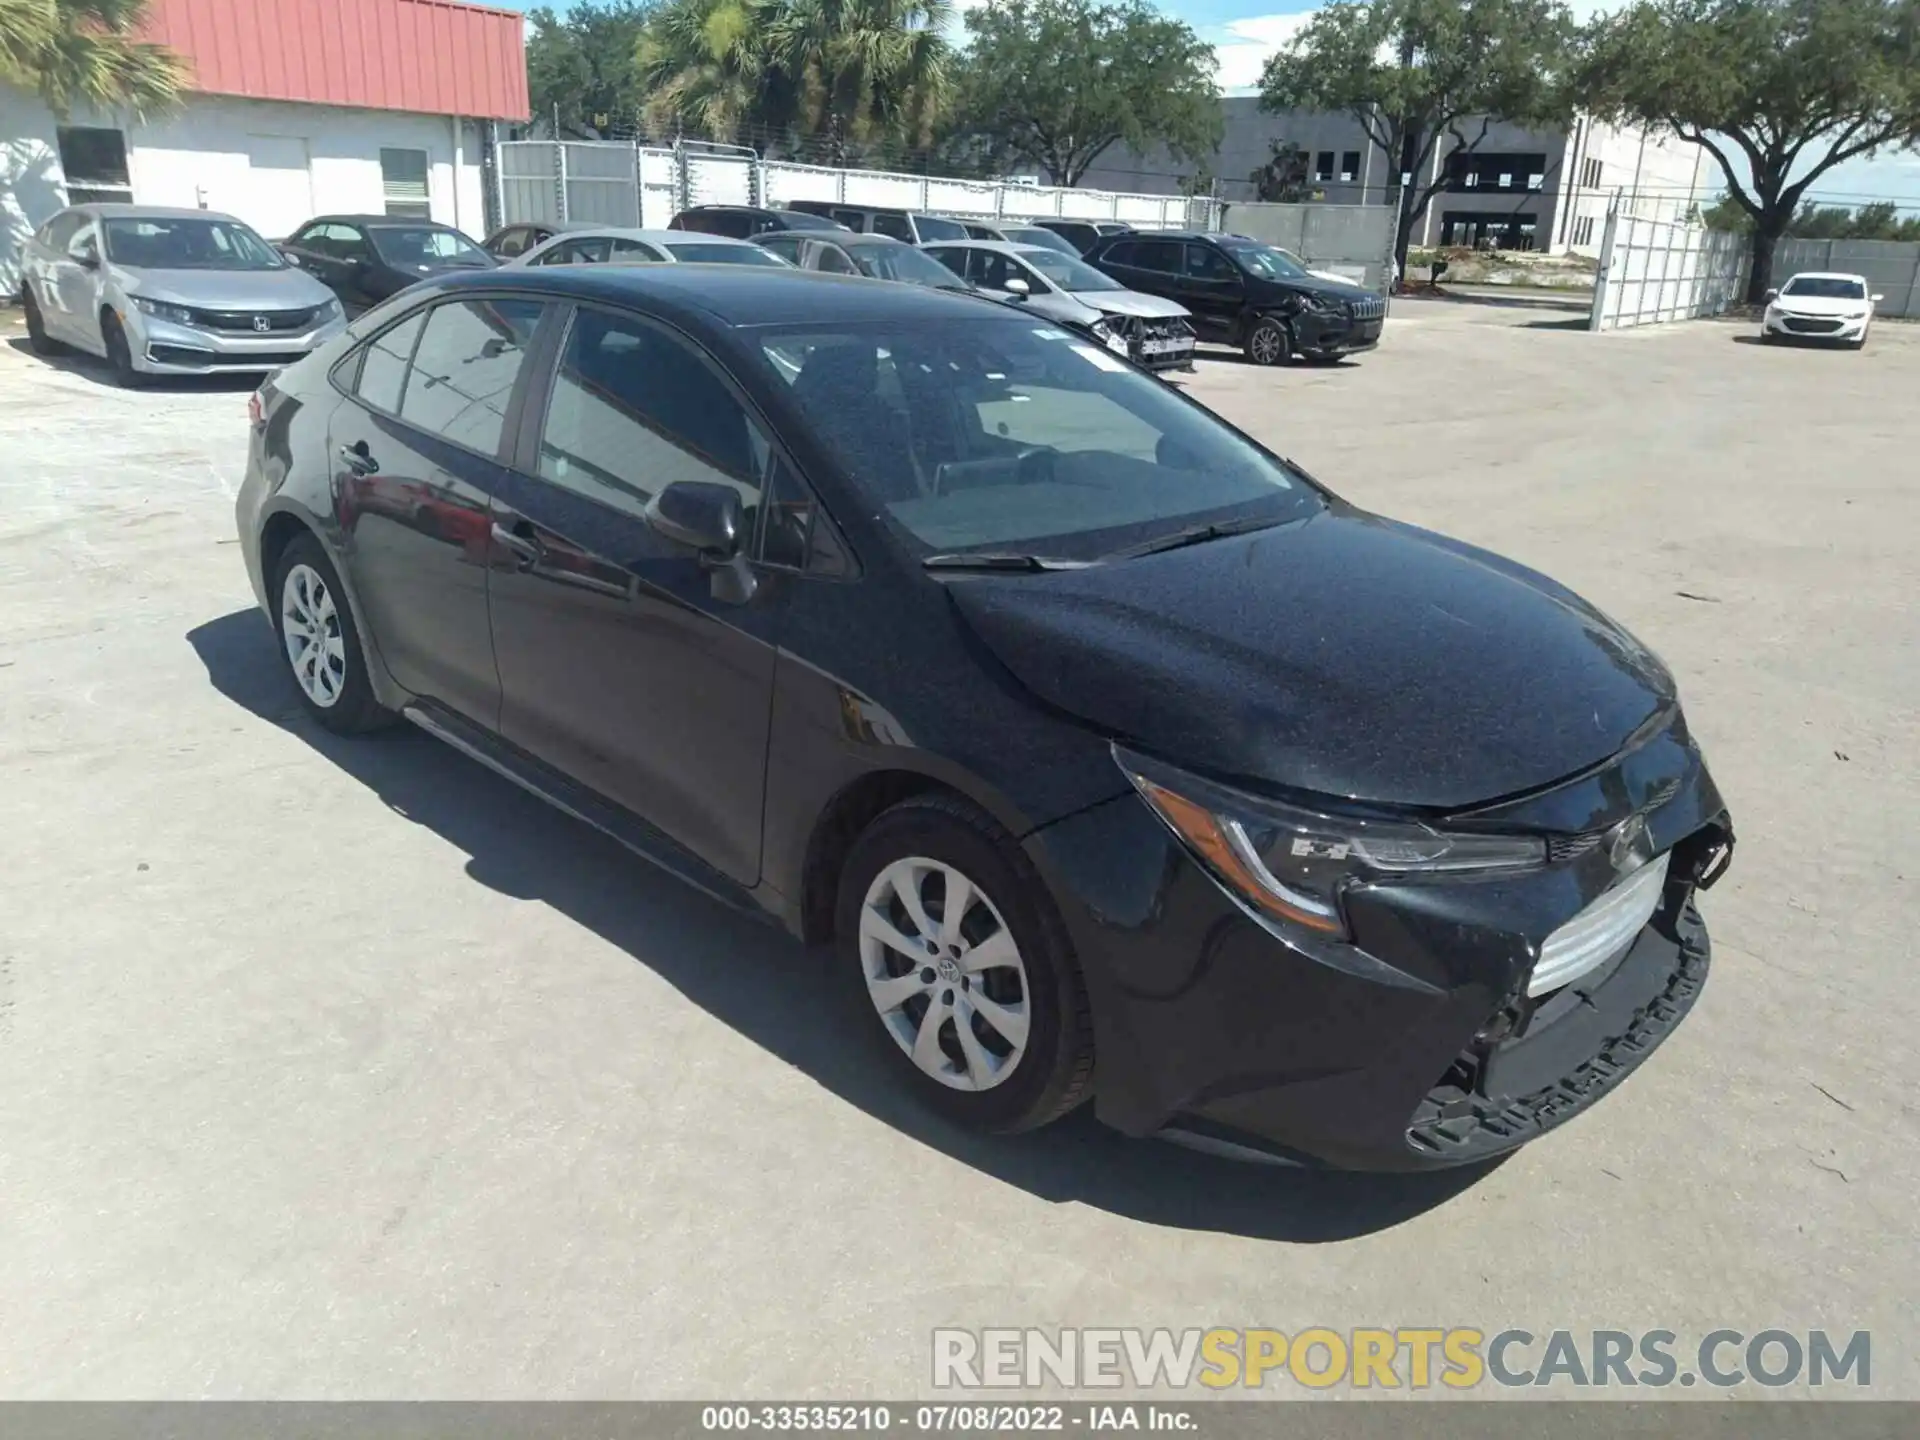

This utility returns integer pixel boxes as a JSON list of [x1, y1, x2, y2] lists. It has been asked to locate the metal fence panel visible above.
[[638, 148, 679, 228], [497, 140, 562, 226], [1773, 238, 1920, 318], [924, 176, 1001, 215], [1217, 202, 1397, 293], [683, 151, 756, 209], [560, 142, 640, 227], [1588, 213, 1747, 331]]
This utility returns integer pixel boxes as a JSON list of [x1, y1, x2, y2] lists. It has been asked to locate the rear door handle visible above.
[[338, 442, 378, 476], [490, 520, 544, 570]]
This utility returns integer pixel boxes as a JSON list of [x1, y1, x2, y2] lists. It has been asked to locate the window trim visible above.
[[510, 298, 856, 578]]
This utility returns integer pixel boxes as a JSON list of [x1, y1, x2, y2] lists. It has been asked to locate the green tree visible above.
[[0, 0, 186, 116], [945, 0, 1221, 187], [1699, 193, 1754, 232], [1577, 0, 1920, 301], [768, 0, 952, 159], [526, 1, 656, 137], [637, 0, 790, 141], [1259, 0, 1578, 274], [1247, 139, 1311, 201]]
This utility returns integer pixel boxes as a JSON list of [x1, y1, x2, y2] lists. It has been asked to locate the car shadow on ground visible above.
[[3, 336, 261, 391], [187, 607, 1501, 1243]]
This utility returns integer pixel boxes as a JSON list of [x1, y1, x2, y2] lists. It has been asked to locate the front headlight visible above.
[[1295, 292, 1342, 316], [317, 297, 344, 322], [131, 295, 196, 326], [1122, 751, 1544, 938]]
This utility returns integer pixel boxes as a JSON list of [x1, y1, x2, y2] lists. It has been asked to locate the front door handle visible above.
[[338, 441, 378, 476], [490, 520, 544, 571]]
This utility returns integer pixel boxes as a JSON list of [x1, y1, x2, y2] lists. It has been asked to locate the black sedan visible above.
[[280, 215, 495, 316], [235, 266, 1733, 1170]]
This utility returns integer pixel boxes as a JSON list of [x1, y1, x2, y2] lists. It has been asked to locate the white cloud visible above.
[[1208, 12, 1317, 92]]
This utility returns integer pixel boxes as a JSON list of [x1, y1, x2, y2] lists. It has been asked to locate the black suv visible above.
[[784, 201, 971, 244], [1087, 230, 1386, 366], [668, 206, 850, 238]]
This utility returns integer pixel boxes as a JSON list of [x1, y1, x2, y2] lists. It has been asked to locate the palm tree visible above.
[[768, 0, 951, 159], [637, 0, 794, 142], [0, 0, 187, 117]]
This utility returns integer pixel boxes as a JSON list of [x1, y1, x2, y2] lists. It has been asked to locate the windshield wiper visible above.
[[1108, 513, 1289, 561], [922, 551, 1088, 572]]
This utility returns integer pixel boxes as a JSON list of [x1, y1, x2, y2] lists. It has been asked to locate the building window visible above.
[[1580, 156, 1603, 188], [379, 147, 432, 219], [1573, 215, 1597, 247], [1314, 150, 1334, 182], [1528, 171, 1545, 191], [1340, 150, 1360, 183], [56, 126, 132, 204]]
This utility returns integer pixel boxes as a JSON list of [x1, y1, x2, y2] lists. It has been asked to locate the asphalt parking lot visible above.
[[2, 303, 1915, 1399]]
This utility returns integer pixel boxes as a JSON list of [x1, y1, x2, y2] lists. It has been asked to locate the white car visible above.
[[508, 227, 791, 268], [1762, 272, 1882, 349]]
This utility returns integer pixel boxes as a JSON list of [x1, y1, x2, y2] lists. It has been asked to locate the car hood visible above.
[[1076, 289, 1192, 320], [1252, 272, 1375, 303], [114, 265, 337, 309], [1772, 293, 1869, 316], [945, 510, 1676, 810]]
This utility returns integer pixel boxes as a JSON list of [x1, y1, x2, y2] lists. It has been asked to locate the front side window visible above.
[[537, 309, 770, 521], [812, 243, 860, 275], [102, 217, 285, 270], [541, 237, 613, 266], [355, 311, 426, 413], [1184, 244, 1238, 282], [757, 320, 1320, 561], [611, 238, 665, 261], [846, 242, 964, 287], [38, 212, 83, 250], [398, 299, 545, 455], [370, 225, 490, 269], [871, 213, 914, 242], [1781, 276, 1866, 300], [492, 228, 530, 257]]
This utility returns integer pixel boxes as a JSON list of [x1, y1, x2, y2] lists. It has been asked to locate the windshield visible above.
[[848, 241, 966, 286], [1019, 248, 1123, 292], [1782, 276, 1866, 299], [758, 320, 1320, 561], [1220, 240, 1309, 281], [102, 217, 284, 270], [1003, 226, 1079, 256], [369, 226, 492, 268], [665, 241, 787, 265]]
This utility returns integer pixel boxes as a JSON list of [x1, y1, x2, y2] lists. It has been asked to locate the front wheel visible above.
[[100, 309, 142, 387], [836, 794, 1093, 1132], [1244, 314, 1293, 366]]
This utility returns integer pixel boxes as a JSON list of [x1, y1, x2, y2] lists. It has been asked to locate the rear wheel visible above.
[[836, 795, 1093, 1132], [1244, 314, 1293, 366], [21, 288, 63, 355], [100, 309, 142, 387], [272, 533, 394, 734]]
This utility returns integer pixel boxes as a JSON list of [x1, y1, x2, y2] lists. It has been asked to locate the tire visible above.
[[836, 794, 1093, 1133], [100, 309, 142, 387], [21, 288, 64, 356], [1244, 314, 1293, 366], [271, 532, 394, 734]]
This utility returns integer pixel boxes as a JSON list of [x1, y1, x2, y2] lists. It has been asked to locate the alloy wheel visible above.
[[858, 856, 1031, 1091], [1249, 321, 1287, 365], [280, 562, 347, 708]]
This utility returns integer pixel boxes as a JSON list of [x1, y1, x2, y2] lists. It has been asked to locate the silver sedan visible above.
[[509, 226, 794, 268], [18, 204, 346, 385]]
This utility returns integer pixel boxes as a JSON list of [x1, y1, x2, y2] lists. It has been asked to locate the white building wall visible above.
[[2, 83, 489, 295], [1556, 119, 1712, 257]]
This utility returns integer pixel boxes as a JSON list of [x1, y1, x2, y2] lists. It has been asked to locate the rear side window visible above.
[[1101, 240, 1136, 266], [929, 248, 967, 279], [759, 233, 805, 264], [492, 228, 530, 257], [871, 212, 913, 242], [912, 215, 967, 242], [397, 298, 545, 454], [813, 244, 859, 275], [611, 238, 663, 261], [1128, 239, 1184, 273], [354, 311, 426, 413]]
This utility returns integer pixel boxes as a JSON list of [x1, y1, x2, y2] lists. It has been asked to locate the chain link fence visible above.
[[1216, 201, 1398, 293]]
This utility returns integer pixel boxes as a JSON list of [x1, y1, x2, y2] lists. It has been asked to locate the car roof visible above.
[[1784, 271, 1869, 283], [308, 214, 462, 229], [920, 240, 1058, 257], [73, 203, 243, 221], [547, 227, 760, 247], [426, 263, 1013, 331]]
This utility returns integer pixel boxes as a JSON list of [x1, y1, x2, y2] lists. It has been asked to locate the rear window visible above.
[[912, 215, 968, 242], [663, 241, 788, 266]]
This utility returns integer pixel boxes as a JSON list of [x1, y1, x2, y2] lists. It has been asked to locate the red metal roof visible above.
[[144, 0, 530, 121]]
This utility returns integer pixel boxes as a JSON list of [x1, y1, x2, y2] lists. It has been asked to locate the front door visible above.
[[1180, 242, 1248, 343], [487, 303, 783, 885], [329, 296, 547, 724], [54, 219, 107, 351]]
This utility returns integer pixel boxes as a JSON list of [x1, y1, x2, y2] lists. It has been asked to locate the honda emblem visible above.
[[252, 315, 270, 333]]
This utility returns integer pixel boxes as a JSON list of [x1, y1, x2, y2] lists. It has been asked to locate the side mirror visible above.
[[644, 480, 744, 558], [1764, 287, 1779, 302], [1003, 276, 1031, 298], [74, 246, 100, 270], [281, 249, 303, 267]]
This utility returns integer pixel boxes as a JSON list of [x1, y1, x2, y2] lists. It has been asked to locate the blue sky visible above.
[[498, 0, 1920, 208]]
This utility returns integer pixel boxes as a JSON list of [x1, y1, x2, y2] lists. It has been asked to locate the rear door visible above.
[[1180, 242, 1248, 342], [485, 303, 785, 884], [328, 295, 549, 724]]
